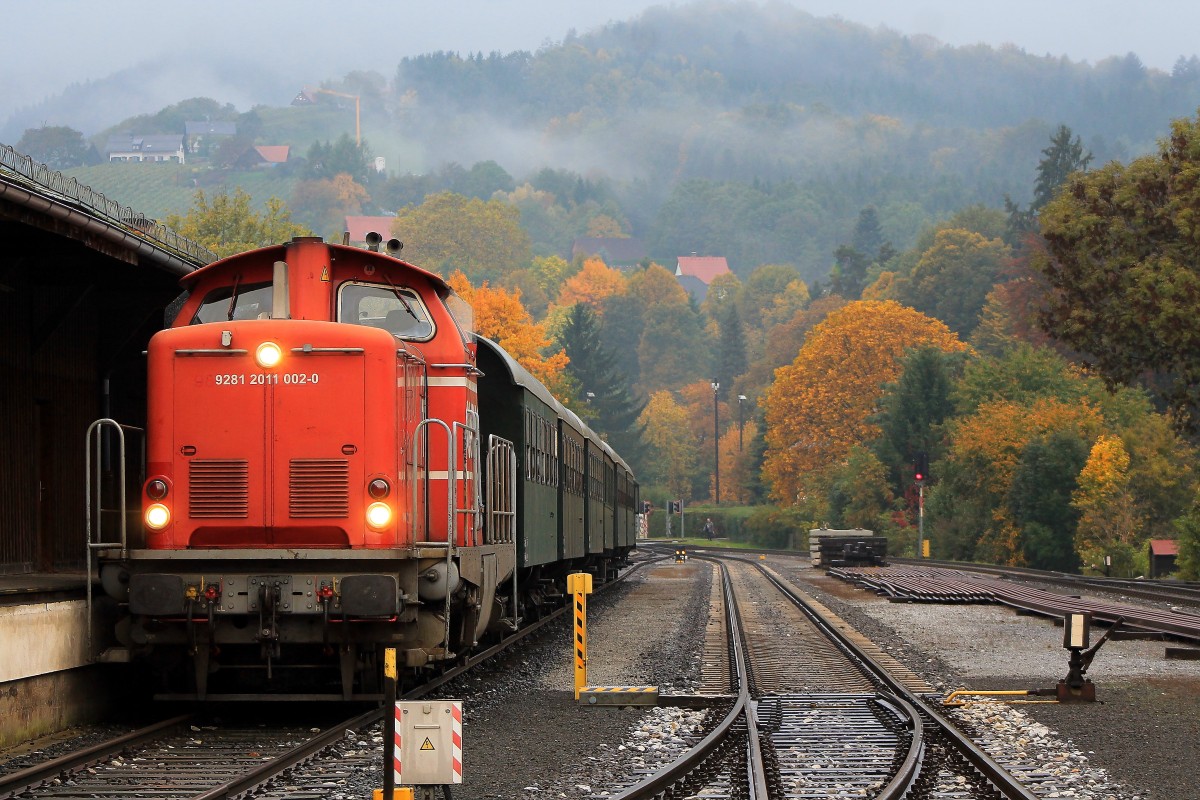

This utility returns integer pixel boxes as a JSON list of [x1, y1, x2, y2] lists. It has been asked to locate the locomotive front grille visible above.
[[189, 459, 249, 518], [289, 459, 350, 518]]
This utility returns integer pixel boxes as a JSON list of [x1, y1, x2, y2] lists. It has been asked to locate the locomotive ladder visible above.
[[412, 417, 458, 656], [83, 418, 144, 654]]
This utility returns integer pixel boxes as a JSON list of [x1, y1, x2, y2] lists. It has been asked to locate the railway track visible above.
[[611, 554, 1043, 799], [3, 557, 657, 800]]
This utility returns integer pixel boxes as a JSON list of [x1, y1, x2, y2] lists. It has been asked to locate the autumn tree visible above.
[[448, 272, 569, 396], [737, 263, 804, 332], [555, 257, 627, 310], [763, 300, 966, 505], [1073, 435, 1144, 575], [719, 419, 759, 505], [529, 255, 574, 299], [738, 295, 847, 402], [638, 391, 700, 500], [391, 192, 531, 283], [1036, 111, 1200, 430], [895, 228, 1010, 337], [165, 188, 310, 258], [929, 397, 1103, 564]]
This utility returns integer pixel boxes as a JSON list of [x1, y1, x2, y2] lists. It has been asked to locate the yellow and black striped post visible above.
[[566, 572, 593, 700]]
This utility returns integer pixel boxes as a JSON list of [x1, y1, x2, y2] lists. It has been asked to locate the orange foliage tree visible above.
[[763, 300, 967, 505], [942, 397, 1105, 564], [448, 272, 570, 397], [718, 421, 758, 504], [1072, 434, 1143, 574], [555, 257, 627, 311]]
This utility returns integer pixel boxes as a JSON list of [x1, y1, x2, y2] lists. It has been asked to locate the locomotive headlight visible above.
[[366, 501, 393, 529], [255, 341, 283, 368], [145, 503, 172, 530]]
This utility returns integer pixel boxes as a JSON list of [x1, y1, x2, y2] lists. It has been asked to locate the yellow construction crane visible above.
[[302, 87, 361, 146]]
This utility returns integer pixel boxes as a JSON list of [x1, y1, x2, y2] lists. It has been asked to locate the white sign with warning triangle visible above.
[[393, 700, 463, 785]]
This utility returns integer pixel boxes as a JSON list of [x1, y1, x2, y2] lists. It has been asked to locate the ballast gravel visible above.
[[316, 551, 1197, 799], [42, 550, 1184, 799]]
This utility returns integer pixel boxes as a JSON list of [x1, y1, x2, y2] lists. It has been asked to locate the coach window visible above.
[[193, 281, 273, 323], [338, 281, 434, 340]]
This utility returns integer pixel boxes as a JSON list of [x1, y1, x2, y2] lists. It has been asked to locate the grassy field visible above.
[[63, 163, 298, 221]]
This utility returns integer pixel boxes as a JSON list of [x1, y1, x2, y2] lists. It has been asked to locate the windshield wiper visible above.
[[225, 275, 242, 321], [380, 273, 419, 319]]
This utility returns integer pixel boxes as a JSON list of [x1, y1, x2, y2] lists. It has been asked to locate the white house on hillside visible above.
[[105, 135, 186, 164]]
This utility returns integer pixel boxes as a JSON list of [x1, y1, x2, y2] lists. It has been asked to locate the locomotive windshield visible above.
[[338, 281, 434, 340], [192, 281, 273, 323]]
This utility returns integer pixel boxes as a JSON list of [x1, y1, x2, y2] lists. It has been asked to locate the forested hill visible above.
[[383, 1, 1200, 271], [23, 2, 1200, 280], [403, 0, 1198, 144]]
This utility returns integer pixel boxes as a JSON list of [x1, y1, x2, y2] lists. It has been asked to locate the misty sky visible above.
[[4, 0, 1196, 124]]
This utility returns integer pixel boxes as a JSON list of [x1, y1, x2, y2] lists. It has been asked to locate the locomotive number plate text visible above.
[[213, 373, 321, 386]]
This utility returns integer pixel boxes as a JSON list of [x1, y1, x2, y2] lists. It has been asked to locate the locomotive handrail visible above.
[[290, 346, 364, 354], [84, 418, 144, 652], [412, 417, 456, 657], [429, 362, 485, 376], [455, 412, 482, 545]]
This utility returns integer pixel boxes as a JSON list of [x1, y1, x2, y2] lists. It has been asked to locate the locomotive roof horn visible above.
[[386, 238, 403, 256], [365, 231, 383, 251]]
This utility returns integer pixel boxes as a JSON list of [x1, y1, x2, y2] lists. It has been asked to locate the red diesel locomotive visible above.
[[94, 234, 637, 700]]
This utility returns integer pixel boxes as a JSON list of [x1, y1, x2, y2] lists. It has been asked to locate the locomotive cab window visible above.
[[338, 281, 434, 340], [192, 282, 273, 324]]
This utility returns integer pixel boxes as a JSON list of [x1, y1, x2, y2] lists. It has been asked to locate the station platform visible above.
[[0, 571, 89, 601], [0, 571, 118, 748]]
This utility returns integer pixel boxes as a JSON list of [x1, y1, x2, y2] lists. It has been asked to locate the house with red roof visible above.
[[676, 255, 730, 284], [675, 255, 731, 301], [253, 145, 290, 166]]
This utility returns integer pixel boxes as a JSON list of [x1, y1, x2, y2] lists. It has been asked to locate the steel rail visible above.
[[192, 557, 654, 799], [609, 558, 766, 800], [835, 565, 1200, 643], [753, 559, 1040, 800], [3, 560, 650, 800], [891, 555, 1200, 608], [0, 715, 193, 799]]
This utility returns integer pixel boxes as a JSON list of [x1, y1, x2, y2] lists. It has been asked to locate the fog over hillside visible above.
[[4, 0, 1198, 141]]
